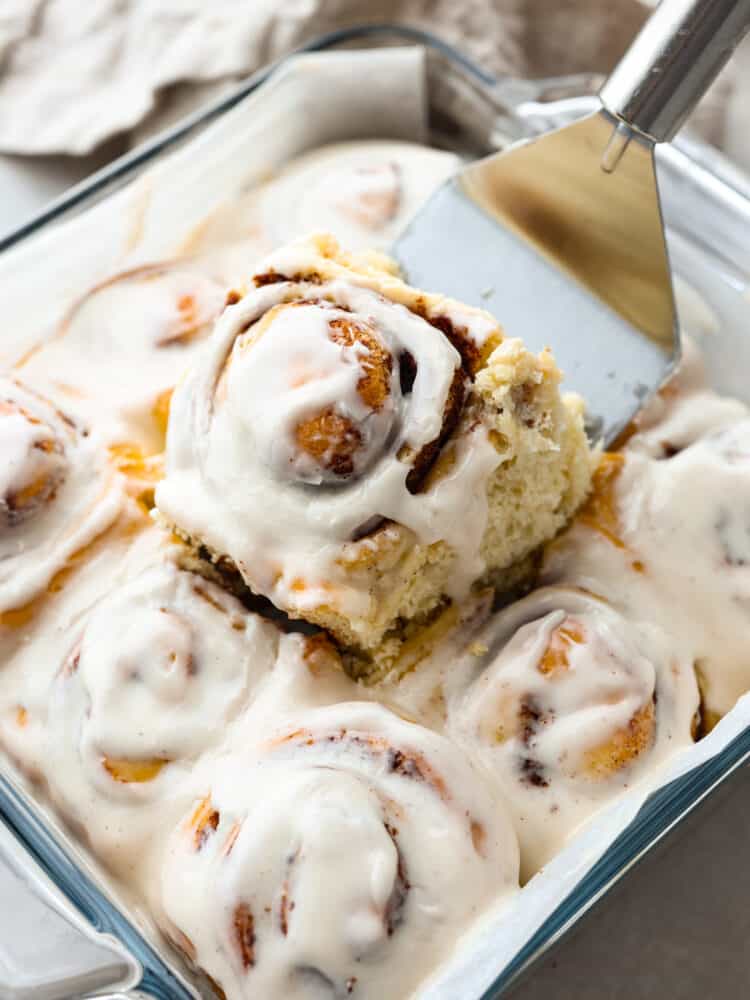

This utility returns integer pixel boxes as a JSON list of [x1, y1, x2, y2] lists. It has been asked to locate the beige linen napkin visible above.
[[0, 0, 747, 167]]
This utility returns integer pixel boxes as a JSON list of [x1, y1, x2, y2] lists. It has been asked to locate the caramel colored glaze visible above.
[[222, 821, 243, 858], [102, 756, 168, 783], [109, 444, 165, 481], [0, 603, 39, 629], [152, 389, 173, 441], [108, 445, 165, 511], [252, 270, 291, 288], [538, 620, 586, 675], [577, 452, 626, 548], [60, 639, 81, 679], [582, 700, 656, 779], [188, 795, 221, 851], [233, 902, 256, 969], [301, 632, 342, 675], [575, 453, 647, 574], [7, 472, 56, 519], [15, 706, 28, 727], [470, 819, 487, 856]]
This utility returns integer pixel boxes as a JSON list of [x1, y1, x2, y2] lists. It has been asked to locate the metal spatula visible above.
[[394, 0, 750, 444]]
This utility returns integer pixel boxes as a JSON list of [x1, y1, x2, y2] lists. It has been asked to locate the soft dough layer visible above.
[[156, 234, 592, 677]]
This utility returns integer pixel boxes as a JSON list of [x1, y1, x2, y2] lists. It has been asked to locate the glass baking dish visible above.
[[2, 24, 750, 1000]]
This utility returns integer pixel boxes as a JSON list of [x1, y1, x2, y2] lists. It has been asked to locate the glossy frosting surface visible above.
[[1, 139, 749, 999]]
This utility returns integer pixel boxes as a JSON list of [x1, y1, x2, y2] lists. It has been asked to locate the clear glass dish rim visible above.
[[1, 23, 749, 1000]]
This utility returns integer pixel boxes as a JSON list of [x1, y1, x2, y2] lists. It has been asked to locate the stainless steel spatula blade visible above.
[[394, 0, 750, 445]]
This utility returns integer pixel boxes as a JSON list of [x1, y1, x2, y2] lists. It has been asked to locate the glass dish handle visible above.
[[0, 819, 141, 1000]]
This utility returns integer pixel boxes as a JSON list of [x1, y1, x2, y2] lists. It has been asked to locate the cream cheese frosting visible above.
[[46, 561, 279, 843], [1, 135, 750, 1000], [158, 701, 519, 1000], [16, 264, 227, 451], [255, 142, 460, 252], [0, 376, 124, 613], [156, 264, 498, 618], [544, 413, 750, 725], [448, 587, 699, 879]]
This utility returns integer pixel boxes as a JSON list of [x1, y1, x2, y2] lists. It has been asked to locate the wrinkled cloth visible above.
[[0, 0, 748, 169]]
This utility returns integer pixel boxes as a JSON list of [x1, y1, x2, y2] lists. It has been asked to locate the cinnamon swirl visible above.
[[17, 263, 226, 451], [256, 141, 461, 251], [159, 702, 519, 999], [0, 376, 124, 615], [156, 234, 592, 677], [44, 559, 279, 860], [451, 587, 699, 879]]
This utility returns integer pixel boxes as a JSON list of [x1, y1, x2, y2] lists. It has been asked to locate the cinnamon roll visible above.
[[451, 587, 699, 879], [159, 702, 519, 999], [0, 376, 124, 615], [17, 263, 226, 451], [44, 559, 279, 858], [544, 400, 750, 727], [256, 141, 461, 251], [156, 234, 592, 676]]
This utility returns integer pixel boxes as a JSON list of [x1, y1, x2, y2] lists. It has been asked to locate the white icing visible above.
[[17, 265, 226, 450], [448, 588, 698, 879], [2, 133, 750, 1000], [234, 302, 397, 484], [159, 702, 519, 1000], [44, 559, 279, 860], [0, 377, 124, 613], [157, 269, 501, 617], [543, 383, 750, 720], [256, 141, 460, 254]]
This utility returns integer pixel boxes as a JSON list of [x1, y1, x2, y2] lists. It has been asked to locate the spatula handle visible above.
[[600, 0, 750, 143]]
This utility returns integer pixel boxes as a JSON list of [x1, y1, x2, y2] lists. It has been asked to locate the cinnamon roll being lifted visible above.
[[156, 234, 592, 677], [451, 587, 699, 880], [0, 376, 123, 615], [158, 702, 519, 1000]]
